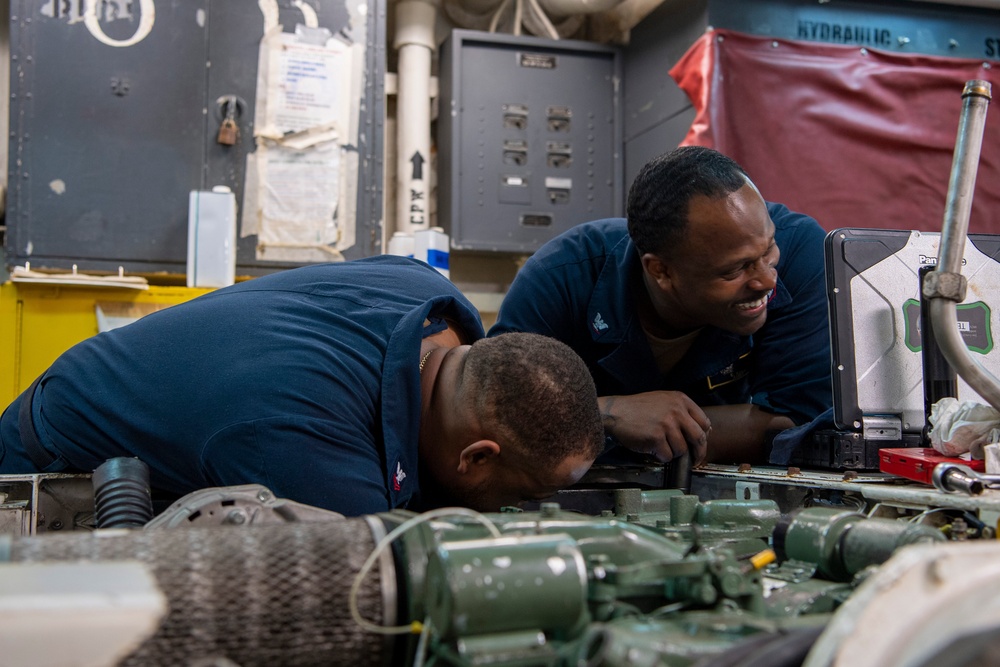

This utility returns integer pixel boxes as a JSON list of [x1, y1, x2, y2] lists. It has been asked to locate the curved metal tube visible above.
[[535, 0, 624, 17], [927, 80, 1000, 410]]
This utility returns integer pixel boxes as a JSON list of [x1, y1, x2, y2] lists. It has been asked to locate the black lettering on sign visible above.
[[797, 20, 892, 47], [987, 38, 999, 59], [519, 53, 557, 69], [410, 189, 425, 226]]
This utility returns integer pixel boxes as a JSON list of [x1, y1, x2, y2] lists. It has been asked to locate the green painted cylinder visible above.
[[425, 533, 589, 639], [775, 507, 945, 581], [696, 499, 781, 531]]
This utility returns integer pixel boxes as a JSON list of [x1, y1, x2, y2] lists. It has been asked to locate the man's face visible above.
[[447, 449, 595, 512], [649, 182, 779, 337]]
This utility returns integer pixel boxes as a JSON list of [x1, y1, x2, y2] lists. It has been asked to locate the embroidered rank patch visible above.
[[706, 352, 752, 390]]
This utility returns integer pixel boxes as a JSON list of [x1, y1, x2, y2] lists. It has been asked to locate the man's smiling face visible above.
[[647, 182, 779, 337]]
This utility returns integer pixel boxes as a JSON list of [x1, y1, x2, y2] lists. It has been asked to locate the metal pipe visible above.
[[394, 0, 438, 235], [535, 0, 623, 18], [926, 80, 1000, 409], [665, 451, 692, 493], [919, 266, 957, 441]]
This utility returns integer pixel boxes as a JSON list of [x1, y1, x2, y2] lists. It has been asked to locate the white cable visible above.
[[349, 507, 502, 635], [413, 615, 434, 667], [525, 0, 559, 39], [488, 0, 512, 33]]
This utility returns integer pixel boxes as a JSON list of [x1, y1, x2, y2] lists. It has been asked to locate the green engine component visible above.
[[773, 507, 946, 582], [610, 490, 781, 558], [424, 533, 590, 639], [385, 502, 801, 666], [0, 491, 959, 667], [382, 501, 953, 665]]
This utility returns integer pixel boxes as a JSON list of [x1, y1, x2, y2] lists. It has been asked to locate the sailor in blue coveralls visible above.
[[491, 147, 832, 465], [0, 256, 603, 516]]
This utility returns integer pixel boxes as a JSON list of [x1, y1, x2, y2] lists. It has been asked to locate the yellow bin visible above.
[[0, 281, 214, 410]]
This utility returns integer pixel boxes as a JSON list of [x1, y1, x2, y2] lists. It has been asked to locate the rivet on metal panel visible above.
[[110, 77, 130, 97]]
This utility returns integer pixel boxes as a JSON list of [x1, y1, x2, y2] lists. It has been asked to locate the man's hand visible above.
[[599, 392, 711, 465]]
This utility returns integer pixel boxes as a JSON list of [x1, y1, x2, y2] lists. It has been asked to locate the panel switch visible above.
[[503, 103, 529, 130], [503, 139, 528, 166], [547, 105, 572, 132], [546, 141, 572, 168], [545, 176, 572, 204]]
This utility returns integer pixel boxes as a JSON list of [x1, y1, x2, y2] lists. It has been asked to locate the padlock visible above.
[[217, 100, 239, 146], [217, 117, 239, 146]]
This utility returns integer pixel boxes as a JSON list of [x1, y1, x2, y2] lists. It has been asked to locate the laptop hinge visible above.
[[862, 415, 903, 441]]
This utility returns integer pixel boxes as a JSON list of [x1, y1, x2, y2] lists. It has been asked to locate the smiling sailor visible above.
[[490, 146, 832, 466]]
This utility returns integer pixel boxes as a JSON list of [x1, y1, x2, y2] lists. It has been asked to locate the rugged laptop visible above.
[[789, 227, 1000, 470]]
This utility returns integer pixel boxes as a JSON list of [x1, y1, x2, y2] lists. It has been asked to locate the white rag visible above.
[[928, 397, 1000, 458]]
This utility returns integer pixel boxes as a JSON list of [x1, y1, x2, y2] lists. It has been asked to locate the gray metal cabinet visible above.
[[438, 30, 622, 254], [6, 0, 384, 276]]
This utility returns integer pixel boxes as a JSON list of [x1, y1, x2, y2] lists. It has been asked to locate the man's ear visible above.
[[456, 440, 501, 474], [641, 252, 674, 291]]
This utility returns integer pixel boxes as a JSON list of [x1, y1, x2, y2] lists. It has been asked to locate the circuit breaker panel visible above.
[[438, 30, 622, 254]]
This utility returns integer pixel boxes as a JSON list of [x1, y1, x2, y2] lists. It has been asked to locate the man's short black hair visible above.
[[627, 146, 749, 257], [462, 333, 604, 468]]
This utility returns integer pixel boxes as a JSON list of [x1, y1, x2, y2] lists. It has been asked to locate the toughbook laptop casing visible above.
[[790, 228, 1000, 470]]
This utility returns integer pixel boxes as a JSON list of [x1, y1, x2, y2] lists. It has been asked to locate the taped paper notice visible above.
[[258, 28, 353, 139], [252, 139, 344, 263], [245, 25, 358, 263]]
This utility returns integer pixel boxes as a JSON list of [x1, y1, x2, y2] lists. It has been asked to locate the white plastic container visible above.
[[386, 231, 415, 258], [413, 227, 450, 278], [187, 186, 237, 288]]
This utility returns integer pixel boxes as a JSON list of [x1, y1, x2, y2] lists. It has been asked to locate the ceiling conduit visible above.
[[441, 0, 627, 40]]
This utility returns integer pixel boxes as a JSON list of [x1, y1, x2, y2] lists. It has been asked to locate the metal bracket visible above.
[[735, 481, 761, 501], [862, 415, 903, 441]]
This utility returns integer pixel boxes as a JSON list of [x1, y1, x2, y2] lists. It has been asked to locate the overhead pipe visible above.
[[535, 0, 623, 17], [442, 0, 506, 31], [925, 80, 1000, 409], [394, 0, 439, 235], [443, 0, 624, 38]]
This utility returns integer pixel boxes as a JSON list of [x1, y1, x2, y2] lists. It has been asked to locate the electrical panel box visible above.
[[438, 30, 622, 254], [5, 0, 385, 277]]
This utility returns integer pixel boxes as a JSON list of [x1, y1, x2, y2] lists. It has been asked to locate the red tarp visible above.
[[669, 29, 1000, 234]]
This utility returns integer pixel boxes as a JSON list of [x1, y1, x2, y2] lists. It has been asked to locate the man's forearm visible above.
[[598, 396, 619, 433], [702, 404, 795, 464]]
